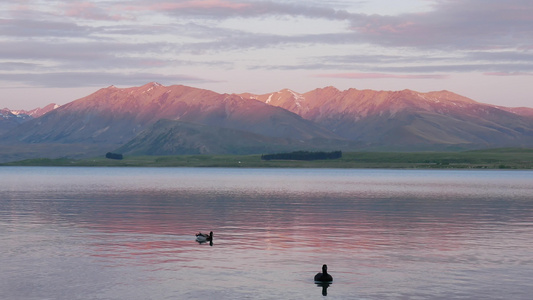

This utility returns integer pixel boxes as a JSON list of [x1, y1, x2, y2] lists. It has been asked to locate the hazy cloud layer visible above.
[[0, 71, 214, 88], [1, 0, 532, 107], [314, 73, 448, 80]]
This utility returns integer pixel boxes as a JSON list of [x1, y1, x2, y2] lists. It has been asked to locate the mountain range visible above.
[[0, 103, 58, 135], [244, 88, 533, 149], [1, 82, 532, 162]]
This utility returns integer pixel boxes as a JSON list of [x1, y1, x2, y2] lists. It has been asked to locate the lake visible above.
[[1, 167, 532, 299]]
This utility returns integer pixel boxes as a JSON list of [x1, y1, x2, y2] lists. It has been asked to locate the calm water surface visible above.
[[1, 167, 532, 299]]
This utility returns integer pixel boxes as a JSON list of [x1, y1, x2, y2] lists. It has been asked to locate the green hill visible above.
[[3, 148, 532, 169]]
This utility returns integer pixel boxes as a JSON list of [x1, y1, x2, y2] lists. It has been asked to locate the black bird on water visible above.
[[314, 264, 333, 282]]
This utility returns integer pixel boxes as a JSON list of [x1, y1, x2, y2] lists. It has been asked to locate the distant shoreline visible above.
[[2, 148, 532, 169]]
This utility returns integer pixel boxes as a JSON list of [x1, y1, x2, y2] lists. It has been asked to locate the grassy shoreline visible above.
[[2, 148, 532, 169]]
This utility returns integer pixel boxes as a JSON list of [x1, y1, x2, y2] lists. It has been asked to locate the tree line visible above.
[[261, 150, 342, 161], [105, 152, 123, 160]]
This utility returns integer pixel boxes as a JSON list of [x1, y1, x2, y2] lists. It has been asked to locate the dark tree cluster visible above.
[[261, 150, 342, 161], [105, 152, 123, 160]]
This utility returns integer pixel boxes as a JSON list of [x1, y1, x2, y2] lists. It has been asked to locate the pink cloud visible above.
[[355, 20, 417, 35], [314, 73, 448, 79], [63, 2, 126, 21], [124, 0, 250, 12]]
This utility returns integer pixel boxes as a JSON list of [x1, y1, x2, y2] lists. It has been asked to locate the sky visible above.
[[1, 0, 533, 110]]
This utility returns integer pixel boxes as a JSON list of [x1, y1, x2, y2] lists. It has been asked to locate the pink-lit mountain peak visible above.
[[3, 103, 60, 118], [67, 82, 221, 112], [76, 84, 480, 119], [2, 82, 533, 159], [245, 86, 483, 119], [49, 82, 334, 138]]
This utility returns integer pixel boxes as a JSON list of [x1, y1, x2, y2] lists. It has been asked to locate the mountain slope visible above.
[[244, 88, 533, 149], [2, 83, 340, 146], [496, 106, 533, 117], [1, 108, 32, 135], [14, 103, 60, 118], [1, 83, 532, 162], [0, 104, 59, 136], [116, 119, 354, 156]]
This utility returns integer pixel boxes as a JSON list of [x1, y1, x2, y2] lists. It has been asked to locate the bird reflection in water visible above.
[[315, 282, 331, 296], [195, 231, 213, 246]]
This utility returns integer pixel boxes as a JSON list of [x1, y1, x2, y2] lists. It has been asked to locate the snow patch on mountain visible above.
[[288, 89, 305, 108]]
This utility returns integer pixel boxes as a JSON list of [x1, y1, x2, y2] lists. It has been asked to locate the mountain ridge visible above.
[[1, 83, 532, 162], [0, 104, 59, 136], [243, 87, 533, 148], [0, 83, 344, 161]]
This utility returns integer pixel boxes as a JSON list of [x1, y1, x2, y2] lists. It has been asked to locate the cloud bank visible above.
[[1, 0, 532, 107]]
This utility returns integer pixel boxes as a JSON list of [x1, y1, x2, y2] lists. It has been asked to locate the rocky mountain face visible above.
[[15, 103, 60, 118], [1, 109, 32, 136], [1, 83, 532, 162], [0, 104, 59, 135], [115, 119, 356, 156], [0, 83, 344, 159], [496, 106, 533, 118], [245, 87, 533, 149]]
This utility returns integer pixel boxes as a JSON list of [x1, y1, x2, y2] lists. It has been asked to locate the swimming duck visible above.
[[195, 231, 213, 242], [314, 264, 333, 282]]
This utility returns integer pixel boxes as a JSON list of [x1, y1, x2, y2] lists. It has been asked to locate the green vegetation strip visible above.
[[2, 148, 532, 169]]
